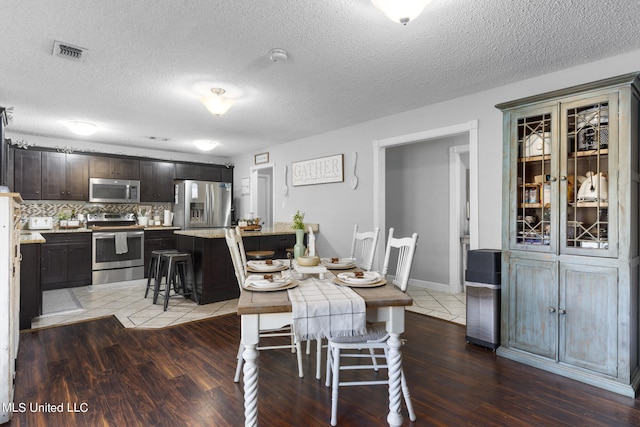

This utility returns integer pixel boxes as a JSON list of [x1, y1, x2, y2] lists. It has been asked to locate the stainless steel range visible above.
[[87, 213, 145, 284]]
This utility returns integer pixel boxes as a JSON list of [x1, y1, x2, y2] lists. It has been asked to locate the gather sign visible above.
[[292, 154, 344, 186]]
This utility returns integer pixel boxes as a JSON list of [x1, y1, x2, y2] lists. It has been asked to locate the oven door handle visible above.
[[93, 231, 144, 239]]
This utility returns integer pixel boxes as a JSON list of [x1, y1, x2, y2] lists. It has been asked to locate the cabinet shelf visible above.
[[569, 201, 608, 208], [569, 148, 608, 157], [518, 154, 551, 163]]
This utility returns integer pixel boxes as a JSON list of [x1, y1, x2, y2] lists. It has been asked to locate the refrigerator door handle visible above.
[[205, 183, 211, 227]]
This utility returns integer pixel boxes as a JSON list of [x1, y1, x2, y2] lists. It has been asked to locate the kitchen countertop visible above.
[[19, 231, 46, 244], [24, 225, 182, 234], [175, 223, 319, 239]]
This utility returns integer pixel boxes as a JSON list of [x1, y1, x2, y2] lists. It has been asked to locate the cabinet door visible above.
[[41, 151, 67, 200], [559, 263, 618, 376], [508, 105, 559, 253], [41, 243, 68, 289], [507, 257, 557, 359], [114, 158, 139, 179], [89, 156, 114, 178], [19, 244, 41, 329], [13, 150, 41, 199], [66, 240, 92, 285], [65, 154, 89, 200], [560, 94, 617, 258]]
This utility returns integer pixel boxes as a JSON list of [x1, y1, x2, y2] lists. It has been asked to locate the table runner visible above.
[[287, 277, 367, 341]]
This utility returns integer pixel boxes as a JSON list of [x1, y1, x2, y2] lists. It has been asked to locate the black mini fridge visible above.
[[465, 249, 501, 350]]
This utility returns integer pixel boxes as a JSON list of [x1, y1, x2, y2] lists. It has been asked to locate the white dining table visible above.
[[236, 271, 413, 426]]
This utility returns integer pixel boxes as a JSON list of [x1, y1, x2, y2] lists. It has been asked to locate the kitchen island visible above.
[[175, 224, 318, 304]]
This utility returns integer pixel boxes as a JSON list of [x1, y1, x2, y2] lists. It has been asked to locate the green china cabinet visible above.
[[497, 73, 640, 397]]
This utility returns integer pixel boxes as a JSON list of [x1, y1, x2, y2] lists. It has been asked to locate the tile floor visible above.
[[32, 280, 466, 330]]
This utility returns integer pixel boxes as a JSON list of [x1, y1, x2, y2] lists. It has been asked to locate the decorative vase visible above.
[[293, 229, 305, 260]]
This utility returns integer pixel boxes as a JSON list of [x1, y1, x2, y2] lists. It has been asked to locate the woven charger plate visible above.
[[332, 277, 387, 288]]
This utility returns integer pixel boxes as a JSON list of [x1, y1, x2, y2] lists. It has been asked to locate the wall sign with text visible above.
[[292, 154, 344, 186]]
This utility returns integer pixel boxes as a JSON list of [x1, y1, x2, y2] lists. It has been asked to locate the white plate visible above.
[[247, 260, 286, 272], [244, 274, 292, 289], [321, 258, 356, 269], [337, 271, 381, 285]]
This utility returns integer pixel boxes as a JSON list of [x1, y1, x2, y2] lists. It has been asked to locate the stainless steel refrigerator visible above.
[[173, 180, 232, 229]]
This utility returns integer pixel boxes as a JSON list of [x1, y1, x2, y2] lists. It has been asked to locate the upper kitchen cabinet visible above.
[[497, 72, 640, 397], [89, 155, 140, 180], [41, 152, 89, 201], [140, 160, 174, 202], [13, 149, 41, 200], [174, 162, 232, 182]]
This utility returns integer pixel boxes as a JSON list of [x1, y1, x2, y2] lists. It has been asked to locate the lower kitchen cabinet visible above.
[[260, 234, 295, 259], [177, 235, 239, 304], [41, 233, 92, 290], [20, 243, 41, 330], [143, 229, 178, 277]]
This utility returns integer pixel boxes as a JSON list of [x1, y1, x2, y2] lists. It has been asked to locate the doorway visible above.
[[250, 163, 274, 227], [373, 120, 479, 293]]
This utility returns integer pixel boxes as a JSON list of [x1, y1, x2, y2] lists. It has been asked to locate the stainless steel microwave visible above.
[[89, 178, 140, 203]]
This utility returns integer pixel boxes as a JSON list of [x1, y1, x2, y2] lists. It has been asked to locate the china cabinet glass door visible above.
[[561, 95, 617, 257], [511, 106, 558, 253]]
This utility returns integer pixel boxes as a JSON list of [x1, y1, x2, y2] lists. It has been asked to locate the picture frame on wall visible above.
[[254, 152, 269, 164], [292, 154, 344, 186]]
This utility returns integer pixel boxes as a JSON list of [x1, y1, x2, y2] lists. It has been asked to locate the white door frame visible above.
[[250, 162, 275, 227], [373, 120, 479, 291], [449, 145, 469, 294]]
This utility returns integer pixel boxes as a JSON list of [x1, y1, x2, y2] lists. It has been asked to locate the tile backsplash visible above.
[[20, 201, 172, 228]]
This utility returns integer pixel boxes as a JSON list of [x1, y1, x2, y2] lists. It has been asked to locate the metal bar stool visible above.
[[145, 249, 178, 298], [154, 252, 198, 311]]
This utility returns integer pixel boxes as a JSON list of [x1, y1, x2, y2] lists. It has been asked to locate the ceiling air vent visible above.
[[52, 41, 87, 62]]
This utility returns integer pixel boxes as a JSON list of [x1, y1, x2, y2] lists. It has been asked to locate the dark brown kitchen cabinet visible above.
[[41, 152, 89, 200], [140, 160, 175, 202], [90, 155, 140, 179], [177, 235, 240, 304], [41, 233, 92, 290], [174, 162, 230, 182], [13, 149, 41, 199], [143, 229, 178, 277], [260, 234, 295, 259], [20, 243, 41, 330]]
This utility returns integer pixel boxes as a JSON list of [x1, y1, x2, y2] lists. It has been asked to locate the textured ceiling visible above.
[[3, 0, 640, 158]]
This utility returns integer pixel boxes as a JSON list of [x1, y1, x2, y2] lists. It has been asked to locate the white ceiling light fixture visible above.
[[269, 48, 289, 62], [193, 139, 219, 151], [371, 0, 432, 25], [65, 121, 97, 136], [201, 88, 234, 116]]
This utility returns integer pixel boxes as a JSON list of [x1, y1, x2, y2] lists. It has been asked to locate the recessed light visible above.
[[193, 139, 219, 151], [66, 121, 97, 136]]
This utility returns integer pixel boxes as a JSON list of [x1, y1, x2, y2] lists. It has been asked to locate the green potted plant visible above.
[[292, 210, 305, 259], [57, 212, 70, 228]]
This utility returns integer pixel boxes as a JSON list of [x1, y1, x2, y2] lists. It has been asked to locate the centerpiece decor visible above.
[[292, 210, 306, 259]]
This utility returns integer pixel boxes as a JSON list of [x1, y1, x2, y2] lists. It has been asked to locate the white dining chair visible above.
[[309, 224, 382, 378], [349, 224, 380, 271], [225, 227, 304, 382], [325, 227, 418, 426]]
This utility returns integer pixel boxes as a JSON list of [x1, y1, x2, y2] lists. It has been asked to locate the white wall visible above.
[[232, 49, 640, 260]]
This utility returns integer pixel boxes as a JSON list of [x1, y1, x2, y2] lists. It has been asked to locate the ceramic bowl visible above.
[[297, 256, 320, 266]]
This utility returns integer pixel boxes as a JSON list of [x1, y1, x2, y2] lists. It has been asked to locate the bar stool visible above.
[[154, 252, 198, 311], [145, 249, 178, 298], [246, 250, 275, 260]]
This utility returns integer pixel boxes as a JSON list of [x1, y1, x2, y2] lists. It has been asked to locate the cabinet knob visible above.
[[549, 177, 557, 182], [60, 191, 65, 195], [558, 309, 566, 315], [560, 176, 567, 181], [548, 307, 556, 313]]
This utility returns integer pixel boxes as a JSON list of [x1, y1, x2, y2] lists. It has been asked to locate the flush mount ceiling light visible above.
[[193, 139, 219, 151], [371, 0, 432, 25], [65, 121, 97, 136], [201, 88, 234, 116]]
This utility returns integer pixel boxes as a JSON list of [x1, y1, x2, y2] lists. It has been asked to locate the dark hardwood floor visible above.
[[8, 312, 640, 426]]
